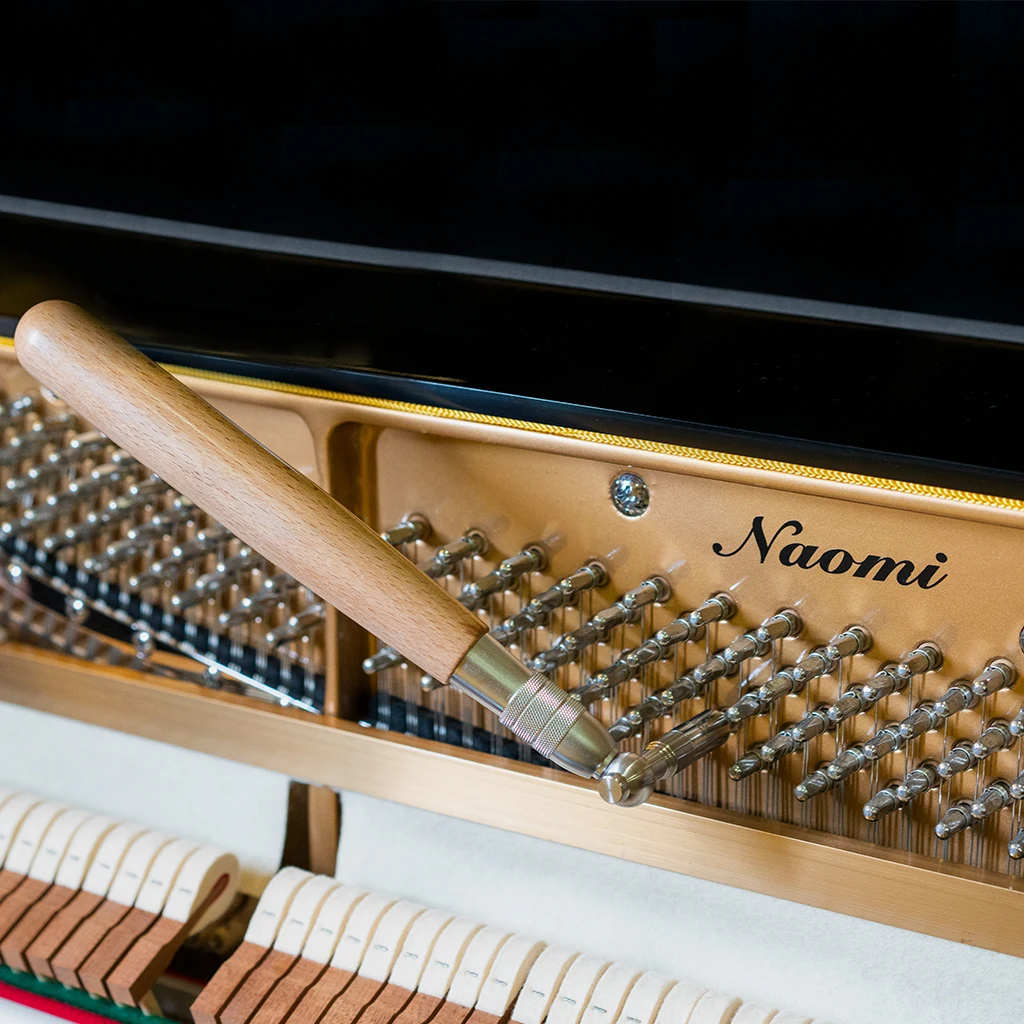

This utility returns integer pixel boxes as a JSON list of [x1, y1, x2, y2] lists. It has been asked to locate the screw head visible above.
[[65, 597, 89, 625], [610, 472, 650, 518]]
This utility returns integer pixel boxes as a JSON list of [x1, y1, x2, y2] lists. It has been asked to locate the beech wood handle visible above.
[[15, 301, 487, 681]]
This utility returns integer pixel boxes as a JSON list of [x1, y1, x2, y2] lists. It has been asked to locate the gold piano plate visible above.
[[0, 341, 1023, 959]]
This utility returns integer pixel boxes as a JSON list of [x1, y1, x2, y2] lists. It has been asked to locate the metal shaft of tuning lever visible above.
[[936, 739, 980, 780], [970, 779, 1016, 821], [827, 642, 943, 727], [16, 302, 620, 780], [863, 783, 903, 821], [266, 605, 326, 648], [417, 531, 488, 580], [605, 608, 800, 737], [380, 514, 431, 548], [364, 542, 546, 672], [536, 575, 671, 672], [935, 801, 975, 841], [599, 709, 733, 806], [970, 720, 1015, 765], [491, 560, 607, 645], [895, 761, 941, 804]]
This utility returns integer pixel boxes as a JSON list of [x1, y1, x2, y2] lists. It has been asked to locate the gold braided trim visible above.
[[2, 334, 1022, 512]]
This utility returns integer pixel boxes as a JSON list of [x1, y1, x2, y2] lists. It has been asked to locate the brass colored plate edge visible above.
[[0, 334, 1021, 514], [2, 641, 1024, 961]]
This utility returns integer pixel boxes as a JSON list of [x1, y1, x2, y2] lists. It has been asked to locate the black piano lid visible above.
[[1, 2, 1023, 496]]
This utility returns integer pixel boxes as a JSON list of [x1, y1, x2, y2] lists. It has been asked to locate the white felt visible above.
[[336, 792, 1021, 1024], [163, 847, 240, 930], [54, 816, 118, 890], [581, 964, 643, 1024], [689, 992, 742, 1024], [512, 947, 580, 1024], [26, 808, 89, 883], [616, 972, 677, 1024], [358, 901, 425, 982], [417, 917, 484, 998], [0, 794, 41, 864], [82, 822, 147, 896], [134, 838, 199, 914], [731, 1006, 778, 1024], [655, 984, 709, 1024], [106, 832, 173, 906], [271, 874, 338, 956], [301, 886, 368, 965], [446, 926, 511, 1008], [547, 954, 611, 1024], [475, 935, 545, 1015], [0, 705, 290, 892], [387, 907, 453, 991], [770, 1015, 810, 1024], [244, 866, 312, 946], [3, 802, 68, 876], [330, 892, 397, 972]]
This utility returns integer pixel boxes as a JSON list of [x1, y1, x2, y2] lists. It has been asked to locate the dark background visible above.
[[2, 1, 1023, 325], [3, 2, 1024, 494]]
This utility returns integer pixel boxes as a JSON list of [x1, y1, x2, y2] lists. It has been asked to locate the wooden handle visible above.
[[15, 301, 487, 682]]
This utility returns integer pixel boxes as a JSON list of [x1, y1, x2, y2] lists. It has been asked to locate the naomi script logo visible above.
[[712, 516, 948, 590]]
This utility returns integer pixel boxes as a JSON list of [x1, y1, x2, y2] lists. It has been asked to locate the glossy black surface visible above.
[[2, 2, 1024, 326], [2, 214, 1024, 499]]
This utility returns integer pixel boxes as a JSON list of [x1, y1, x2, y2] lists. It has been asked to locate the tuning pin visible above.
[[791, 625, 872, 686], [794, 768, 836, 802], [599, 709, 732, 806], [898, 702, 942, 742], [861, 723, 906, 762], [218, 574, 296, 627], [970, 779, 1015, 821], [418, 530, 488, 579], [126, 528, 232, 590], [618, 575, 672, 611], [970, 658, 1019, 697], [971, 720, 1014, 764], [1009, 708, 1024, 738], [41, 498, 140, 551], [725, 667, 802, 724], [608, 697, 670, 742], [728, 745, 769, 781], [831, 645, 940, 726], [266, 605, 325, 648], [170, 549, 262, 609], [380, 514, 431, 547], [936, 739, 979, 780], [654, 593, 734, 651], [125, 507, 197, 543], [460, 544, 547, 612], [826, 744, 873, 782], [492, 560, 605, 646], [82, 536, 154, 574], [894, 641, 944, 680], [863, 785, 902, 821], [0, 393, 37, 429], [935, 801, 974, 841], [896, 761, 941, 803], [1009, 830, 1024, 860], [720, 609, 802, 672], [45, 430, 110, 468], [760, 705, 831, 763], [535, 604, 639, 672], [362, 646, 406, 673]]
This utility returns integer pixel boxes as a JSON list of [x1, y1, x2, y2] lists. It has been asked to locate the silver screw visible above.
[[610, 472, 650, 518]]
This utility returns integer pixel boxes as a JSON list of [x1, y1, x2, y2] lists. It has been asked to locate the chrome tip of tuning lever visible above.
[[449, 633, 618, 779]]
